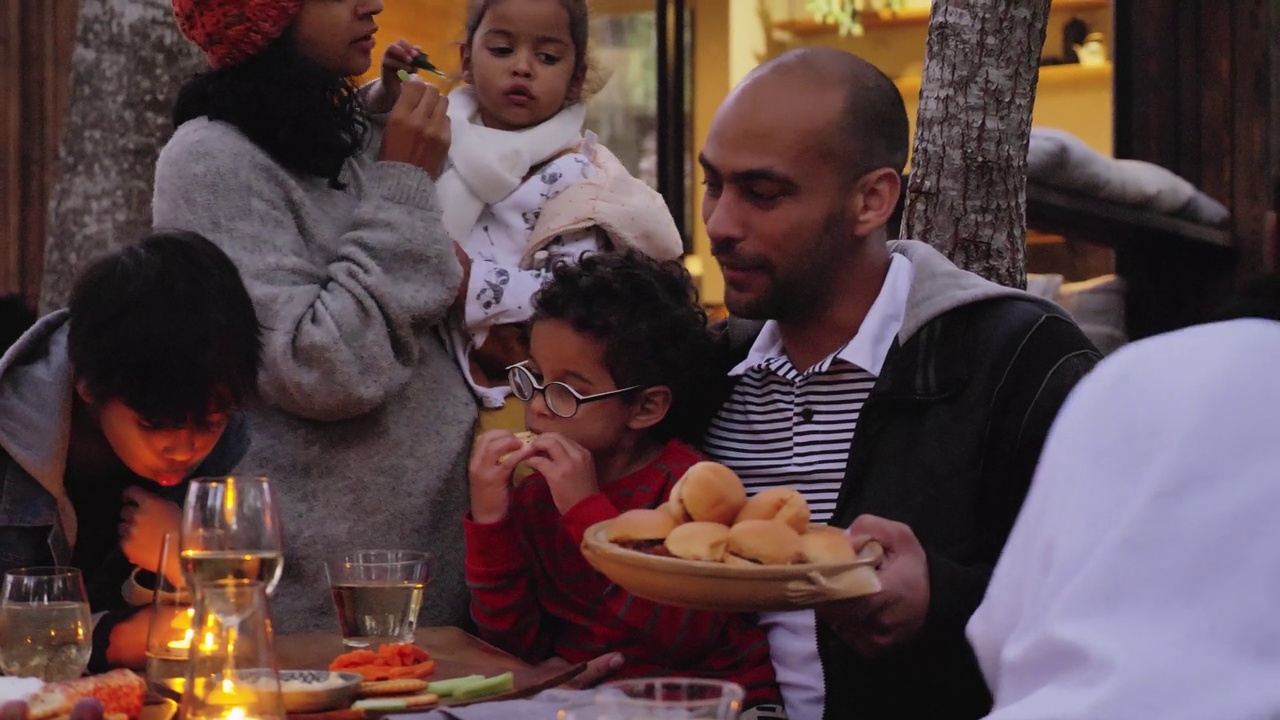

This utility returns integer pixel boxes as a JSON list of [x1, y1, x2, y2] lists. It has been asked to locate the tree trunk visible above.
[[901, 0, 1052, 289], [39, 0, 203, 313]]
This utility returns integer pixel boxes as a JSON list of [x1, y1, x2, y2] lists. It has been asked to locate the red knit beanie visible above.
[[172, 0, 306, 69]]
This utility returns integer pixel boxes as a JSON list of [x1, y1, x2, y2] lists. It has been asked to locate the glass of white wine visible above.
[[181, 477, 284, 595], [0, 567, 93, 681], [325, 550, 430, 648]]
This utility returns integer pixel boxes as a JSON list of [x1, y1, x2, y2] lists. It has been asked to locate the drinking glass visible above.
[[588, 678, 745, 720], [147, 533, 195, 699], [324, 550, 430, 648], [181, 477, 284, 594], [180, 580, 283, 720], [0, 567, 92, 680]]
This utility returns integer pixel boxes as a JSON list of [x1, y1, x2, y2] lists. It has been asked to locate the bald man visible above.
[[699, 48, 1100, 719]]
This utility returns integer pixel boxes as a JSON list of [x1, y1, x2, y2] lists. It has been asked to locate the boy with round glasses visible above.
[[464, 250, 780, 707]]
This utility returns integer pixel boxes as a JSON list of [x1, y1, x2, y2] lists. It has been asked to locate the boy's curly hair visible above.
[[533, 250, 715, 442]]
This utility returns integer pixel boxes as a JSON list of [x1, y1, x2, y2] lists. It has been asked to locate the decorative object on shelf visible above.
[[804, 0, 905, 37], [1063, 16, 1088, 63], [1074, 32, 1108, 67]]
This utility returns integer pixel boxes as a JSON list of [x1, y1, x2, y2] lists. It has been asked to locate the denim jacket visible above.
[[0, 310, 251, 668]]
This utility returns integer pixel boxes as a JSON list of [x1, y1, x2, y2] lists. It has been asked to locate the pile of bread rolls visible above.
[[605, 461, 857, 565]]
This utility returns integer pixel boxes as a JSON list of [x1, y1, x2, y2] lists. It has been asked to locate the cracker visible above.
[[357, 679, 429, 697], [351, 693, 438, 711], [401, 694, 440, 709]]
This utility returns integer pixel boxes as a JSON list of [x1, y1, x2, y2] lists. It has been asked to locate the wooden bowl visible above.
[[579, 520, 883, 613]]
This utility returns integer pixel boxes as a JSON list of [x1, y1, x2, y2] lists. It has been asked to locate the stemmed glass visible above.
[[180, 477, 284, 596], [585, 679, 745, 720], [180, 580, 284, 720], [0, 567, 93, 681]]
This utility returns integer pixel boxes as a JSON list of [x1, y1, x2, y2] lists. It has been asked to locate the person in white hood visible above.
[[967, 313, 1280, 720]]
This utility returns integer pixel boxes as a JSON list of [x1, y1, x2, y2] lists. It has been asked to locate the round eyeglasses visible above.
[[507, 361, 643, 419]]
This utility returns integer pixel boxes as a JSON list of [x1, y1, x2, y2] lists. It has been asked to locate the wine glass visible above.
[[589, 679, 745, 719], [180, 580, 283, 720], [180, 477, 284, 595], [325, 550, 430, 648], [0, 567, 93, 680]]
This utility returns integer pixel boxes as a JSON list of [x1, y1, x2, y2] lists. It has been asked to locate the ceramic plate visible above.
[[140, 699, 177, 720], [272, 670, 363, 713]]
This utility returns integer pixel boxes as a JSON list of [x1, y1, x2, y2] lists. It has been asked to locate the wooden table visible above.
[[275, 627, 584, 712]]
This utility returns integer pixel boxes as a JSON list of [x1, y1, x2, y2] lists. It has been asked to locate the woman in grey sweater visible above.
[[153, 0, 477, 631]]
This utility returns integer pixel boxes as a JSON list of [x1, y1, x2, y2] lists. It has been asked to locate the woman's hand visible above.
[[366, 39, 424, 115], [379, 76, 451, 179]]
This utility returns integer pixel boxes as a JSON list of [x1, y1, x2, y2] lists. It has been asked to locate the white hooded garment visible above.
[[967, 318, 1280, 720]]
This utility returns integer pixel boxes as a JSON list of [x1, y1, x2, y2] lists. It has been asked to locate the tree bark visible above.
[[901, 0, 1052, 289], [39, 0, 203, 313]]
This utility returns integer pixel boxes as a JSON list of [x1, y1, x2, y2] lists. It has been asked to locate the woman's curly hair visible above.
[[173, 35, 368, 189], [533, 250, 716, 442]]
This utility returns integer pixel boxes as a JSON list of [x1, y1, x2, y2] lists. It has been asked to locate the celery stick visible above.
[[426, 674, 485, 697], [451, 672, 515, 701]]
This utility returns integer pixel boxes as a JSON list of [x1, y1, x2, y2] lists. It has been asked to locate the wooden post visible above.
[[0, 0, 78, 311]]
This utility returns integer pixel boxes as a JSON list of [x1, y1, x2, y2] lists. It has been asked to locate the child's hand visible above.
[[522, 433, 600, 516], [367, 39, 425, 115], [468, 430, 529, 524], [118, 486, 181, 577]]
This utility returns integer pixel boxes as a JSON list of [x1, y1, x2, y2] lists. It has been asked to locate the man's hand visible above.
[[521, 433, 600, 515], [468, 430, 530, 524], [814, 514, 930, 657], [119, 487, 181, 578]]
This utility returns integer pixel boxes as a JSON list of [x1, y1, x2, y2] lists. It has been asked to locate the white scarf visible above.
[[437, 85, 587, 245]]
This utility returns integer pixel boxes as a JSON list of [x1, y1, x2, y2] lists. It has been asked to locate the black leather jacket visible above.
[[714, 296, 1099, 720]]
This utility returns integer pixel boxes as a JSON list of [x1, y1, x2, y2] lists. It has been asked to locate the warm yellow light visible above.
[[166, 608, 196, 650], [226, 708, 246, 720]]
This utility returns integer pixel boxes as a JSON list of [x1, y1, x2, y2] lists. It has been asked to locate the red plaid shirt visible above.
[[465, 439, 780, 706]]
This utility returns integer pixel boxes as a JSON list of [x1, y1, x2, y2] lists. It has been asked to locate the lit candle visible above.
[[166, 607, 197, 651]]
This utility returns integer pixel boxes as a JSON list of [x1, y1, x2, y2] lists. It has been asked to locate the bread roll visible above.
[[606, 509, 678, 543], [801, 526, 857, 563], [735, 487, 811, 533], [669, 462, 747, 525], [725, 519, 804, 565], [664, 522, 731, 562]]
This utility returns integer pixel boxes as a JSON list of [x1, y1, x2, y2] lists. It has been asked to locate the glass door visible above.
[[586, 0, 693, 252]]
